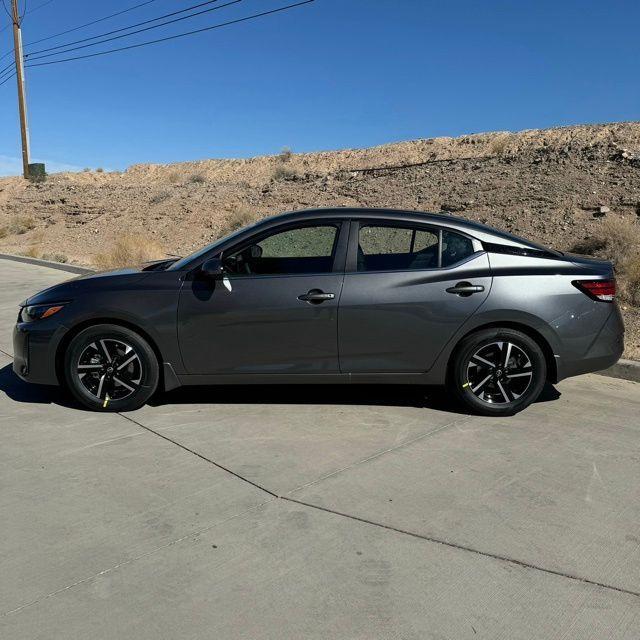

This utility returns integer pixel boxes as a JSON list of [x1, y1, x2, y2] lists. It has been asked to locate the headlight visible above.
[[20, 303, 66, 322]]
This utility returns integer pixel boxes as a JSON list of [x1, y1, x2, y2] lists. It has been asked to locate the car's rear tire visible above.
[[449, 328, 547, 416], [64, 324, 159, 412]]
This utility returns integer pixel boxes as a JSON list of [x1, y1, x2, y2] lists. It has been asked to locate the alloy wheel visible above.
[[76, 338, 142, 402], [465, 341, 533, 404]]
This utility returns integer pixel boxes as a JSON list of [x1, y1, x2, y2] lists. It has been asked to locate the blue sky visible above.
[[0, 0, 638, 175]]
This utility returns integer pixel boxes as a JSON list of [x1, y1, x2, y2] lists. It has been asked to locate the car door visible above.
[[338, 220, 492, 373], [177, 221, 347, 375]]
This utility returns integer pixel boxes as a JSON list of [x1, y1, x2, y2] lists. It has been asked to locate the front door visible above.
[[338, 221, 492, 373], [178, 222, 346, 375]]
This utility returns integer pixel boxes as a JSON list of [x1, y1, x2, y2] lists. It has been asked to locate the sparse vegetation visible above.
[[489, 134, 511, 156], [188, 173, 206, 184], [96, 167, 104, 173], [5, 215, 36, 235], [272, 164, 298, 181], [219, 206, 258, 237], [278, 147, 293, 162], [94, 234, 166, 270], [41, 252, 68, 263], [150, 190, 171, 205], [597, 216, 640, 305], [22, 246, 40, 258], [166, 171, 180, 183]]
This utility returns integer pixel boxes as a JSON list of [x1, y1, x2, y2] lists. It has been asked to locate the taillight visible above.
[[572, 279, 616, 302]]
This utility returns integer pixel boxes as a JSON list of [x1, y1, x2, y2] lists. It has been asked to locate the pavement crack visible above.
[[282, 496, 640, 600], [285, 415, 473, 496], [117, 413, 278, 498]]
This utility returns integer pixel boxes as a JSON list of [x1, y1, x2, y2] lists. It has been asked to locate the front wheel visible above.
[[449, 328, 547, 416], [64, 324, 159, 412]]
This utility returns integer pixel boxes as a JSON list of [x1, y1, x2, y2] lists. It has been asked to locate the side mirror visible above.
[[201, 257, 225, 279]]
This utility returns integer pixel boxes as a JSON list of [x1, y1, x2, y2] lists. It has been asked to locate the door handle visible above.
[[298, 289, 335, 304], [446, 281, 485, 297]]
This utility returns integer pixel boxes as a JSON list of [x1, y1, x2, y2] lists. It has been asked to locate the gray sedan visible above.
[[14, 208, 623, 415]]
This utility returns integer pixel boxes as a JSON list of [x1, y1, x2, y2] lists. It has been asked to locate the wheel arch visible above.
[[55, 318, 164, 387], [447, 320, 558, 383]]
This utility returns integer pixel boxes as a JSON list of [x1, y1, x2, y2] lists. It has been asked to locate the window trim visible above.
[[218, 219, 348, 279], [346, 219, 482, 274]]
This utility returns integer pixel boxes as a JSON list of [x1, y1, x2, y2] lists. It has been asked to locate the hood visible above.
[[23, 267, 150, 306]]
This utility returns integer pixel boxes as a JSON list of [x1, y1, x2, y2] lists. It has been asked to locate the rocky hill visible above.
[[1, 122, 639, 357]]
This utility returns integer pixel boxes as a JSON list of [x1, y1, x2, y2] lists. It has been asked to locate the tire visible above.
[[64, 324, 159, 412], [449, 328, 547, 416]]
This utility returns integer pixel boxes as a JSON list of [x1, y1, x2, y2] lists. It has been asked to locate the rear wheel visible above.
[[449, 328, 546, 416], [64, 324, 159, 412]]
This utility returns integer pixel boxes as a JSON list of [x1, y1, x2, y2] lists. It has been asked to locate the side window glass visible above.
[[441, 230, 475, 267], [258, 226, 336, 258], [224, 225, 338, 276], [357, 224, 438, 272]]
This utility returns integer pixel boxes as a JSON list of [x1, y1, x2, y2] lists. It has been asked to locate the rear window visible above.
[[357, 224, 474, 271]]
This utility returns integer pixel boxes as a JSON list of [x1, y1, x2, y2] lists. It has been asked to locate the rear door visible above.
[[338, 220, 491, 373]]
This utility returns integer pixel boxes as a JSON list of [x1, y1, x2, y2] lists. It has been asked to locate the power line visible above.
[[0, 69, 14, 86], [25, 0, 56, 16], [27, 0, 159, 46], [26, 0, 240, 60], [0, 0, 159, 60], [0, 57, 13, 75], [26, 1, 315, 69]]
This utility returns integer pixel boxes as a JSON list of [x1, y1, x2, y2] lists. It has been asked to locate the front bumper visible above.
[[13, 322, 68, 386]]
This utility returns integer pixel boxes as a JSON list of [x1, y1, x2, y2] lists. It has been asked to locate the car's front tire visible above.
[[449, 327, 547, 416], [64, 324, 159, 412]]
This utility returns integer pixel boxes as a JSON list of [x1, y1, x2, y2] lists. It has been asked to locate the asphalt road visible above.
[[1, 259, 639, 639]]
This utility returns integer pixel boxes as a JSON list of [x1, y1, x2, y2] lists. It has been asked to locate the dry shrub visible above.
[[6, 215, 36, 235], [41, 252, 68, 264], [188, 173, 206, 184], [272, 164, 298, 181], [150, 190, 171, 205], [599, 216, 639, 266], [94, 234, 165, 270], [22, 246, 40, 258], [278, 147, 293, 162], [218, 206, 258, 237], [0, 226, 7, 239], [489, 134, 511, 156], [598, 216, 640, 305], [166, 171, 180, 183]]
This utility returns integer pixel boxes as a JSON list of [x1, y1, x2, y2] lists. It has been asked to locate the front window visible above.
[[223, 224, 339, 276]]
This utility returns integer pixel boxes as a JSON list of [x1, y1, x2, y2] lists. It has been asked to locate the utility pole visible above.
[[11, 0, 30, 179]]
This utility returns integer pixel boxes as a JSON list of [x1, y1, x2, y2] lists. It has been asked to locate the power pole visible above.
[[11, 0, 30, 179]]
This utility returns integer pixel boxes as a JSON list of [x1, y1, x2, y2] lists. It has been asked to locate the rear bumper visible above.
[[13, 322, 67, 386], [556, 305, 624, 381]]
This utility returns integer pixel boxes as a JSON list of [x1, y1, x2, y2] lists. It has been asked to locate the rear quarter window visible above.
[[441, 230, 475, 267]]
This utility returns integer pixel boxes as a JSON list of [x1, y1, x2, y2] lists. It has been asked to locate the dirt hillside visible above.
[[1, 122, 639, 357]]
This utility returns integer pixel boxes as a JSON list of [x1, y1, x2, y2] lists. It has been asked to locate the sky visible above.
[[0, 0, 638, 175]]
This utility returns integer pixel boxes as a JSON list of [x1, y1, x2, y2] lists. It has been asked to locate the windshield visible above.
[[168, 219, 264, 271]]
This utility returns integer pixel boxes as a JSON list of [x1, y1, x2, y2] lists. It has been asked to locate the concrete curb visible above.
[[595, 359, 640, 383], [0, 253, 93, 275]]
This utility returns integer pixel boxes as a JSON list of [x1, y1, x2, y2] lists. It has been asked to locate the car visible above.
[[13, 208, 624, 415]]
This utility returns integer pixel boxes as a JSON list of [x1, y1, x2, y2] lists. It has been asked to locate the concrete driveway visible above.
[[1, 258, 639, 639]]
